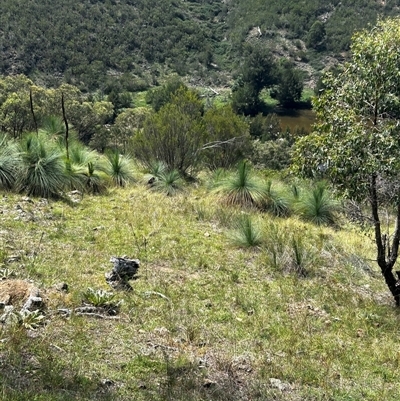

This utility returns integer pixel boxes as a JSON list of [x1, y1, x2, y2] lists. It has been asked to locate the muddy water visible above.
[[275, 109, 316, 133]]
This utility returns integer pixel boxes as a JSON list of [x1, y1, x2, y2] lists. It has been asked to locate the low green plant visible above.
[[18, 309, 46, 330], [143, 159, 166, 185], [81, 161, 108, 194], [229, 214, 262, 248], [290, 234, 307, 277], [262, 221, 289, 271], [82, 287, 117, 307], [261, 180, 291, 216]]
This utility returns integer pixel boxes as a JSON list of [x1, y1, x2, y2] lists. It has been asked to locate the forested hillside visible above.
[[0, 0, 399, 90]]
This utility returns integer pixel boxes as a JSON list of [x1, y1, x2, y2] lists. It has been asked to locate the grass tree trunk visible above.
[[370, 174, 400, 305]]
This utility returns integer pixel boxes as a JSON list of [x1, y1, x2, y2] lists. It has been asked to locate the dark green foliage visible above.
[[251, 139, 292, 171], [133, 87, 206, 175], [232, 45, 278, 116], [249, 113, 281, 141], [0, 0, 227, 90], [274, 61, 304, 107], [307, 20, 326, 50], [146, 78, 187, 112], [238, 44, 277, 93], [231, 83, 263, 116], [108, 91, 132, 120], [0, 0, 397, 91], [203, 105, 251, 169]]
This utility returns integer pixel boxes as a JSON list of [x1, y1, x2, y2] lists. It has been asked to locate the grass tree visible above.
[[229, 214, 262, 248], [294, 181, 341, 226], [17, 133, 67, 198], [62, 140, 103, 193], [103, 150, 135, 187], [213, 160, 267, 208], [261, 180, 291, 217], [150, 169, 184, 196], [0, 135, 20, 190]]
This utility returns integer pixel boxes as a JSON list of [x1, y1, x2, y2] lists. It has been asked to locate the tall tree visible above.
[[232, 44, 277, 115], [275, 61, 304, 107], [292, 17, 400, 305]]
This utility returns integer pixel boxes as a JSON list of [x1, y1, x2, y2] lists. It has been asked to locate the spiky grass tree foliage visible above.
[[213, 160, 267, 208], [40, 116, 65, 139], [143, 160, 167, 185], [151, 169, 184, 196], [103, 150, 135, 187], [295, 181, 341, 226], [17, 133, 67, 198], [0, 135, 20, 190], [81, 161, 108, 194], [63, 141, 102, 193], [261, 180, 291, 217], [229, 214, 262, 248]]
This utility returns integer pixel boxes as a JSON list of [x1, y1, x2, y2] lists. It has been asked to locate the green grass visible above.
[[132, 91, 149, 108], [0, 183, 397, 400], [301, 87, 314, 103]]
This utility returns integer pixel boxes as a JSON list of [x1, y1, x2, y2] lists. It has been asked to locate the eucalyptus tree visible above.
[[292, 17, 400, 305]]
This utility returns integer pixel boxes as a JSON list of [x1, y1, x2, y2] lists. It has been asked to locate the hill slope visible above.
[[0, 185, 398, 400], [0, 0, 399, 90]]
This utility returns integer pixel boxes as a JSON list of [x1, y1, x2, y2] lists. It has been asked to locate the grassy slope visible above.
[[0, 185, 398, 401]]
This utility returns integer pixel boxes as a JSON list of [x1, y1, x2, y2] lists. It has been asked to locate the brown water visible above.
[[275, 109, 316, 133]]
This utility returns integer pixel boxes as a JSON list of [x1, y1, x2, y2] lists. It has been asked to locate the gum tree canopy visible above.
[[292, 17, 400, 305]]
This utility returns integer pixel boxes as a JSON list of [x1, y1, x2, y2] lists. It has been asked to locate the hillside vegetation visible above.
[[0, 182, 398, 401], [0, 0, 399, 90]]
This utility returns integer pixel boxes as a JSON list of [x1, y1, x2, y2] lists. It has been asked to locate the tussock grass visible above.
[[0, 184, 396, 401]]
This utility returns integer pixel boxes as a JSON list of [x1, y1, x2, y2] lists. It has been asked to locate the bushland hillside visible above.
[[0, 0, 398, 90]]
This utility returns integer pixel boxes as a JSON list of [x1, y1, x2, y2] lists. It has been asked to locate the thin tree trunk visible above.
[[61, 92, 69, 161], [370, 174, 400, 305], [30, 88, 38, 136]]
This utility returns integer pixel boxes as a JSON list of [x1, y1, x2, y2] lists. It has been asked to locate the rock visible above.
[[269, 378, 291, 391], [54, 282, 69, 292], [58, 308, 71, 317], [0, 305, 14, 323], [22, 296, 44, 312], [105, 256, 139, 291], [203, 380, 216, 388]]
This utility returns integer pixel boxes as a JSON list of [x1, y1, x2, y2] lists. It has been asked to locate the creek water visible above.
[[275, 108, 316, 133]]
